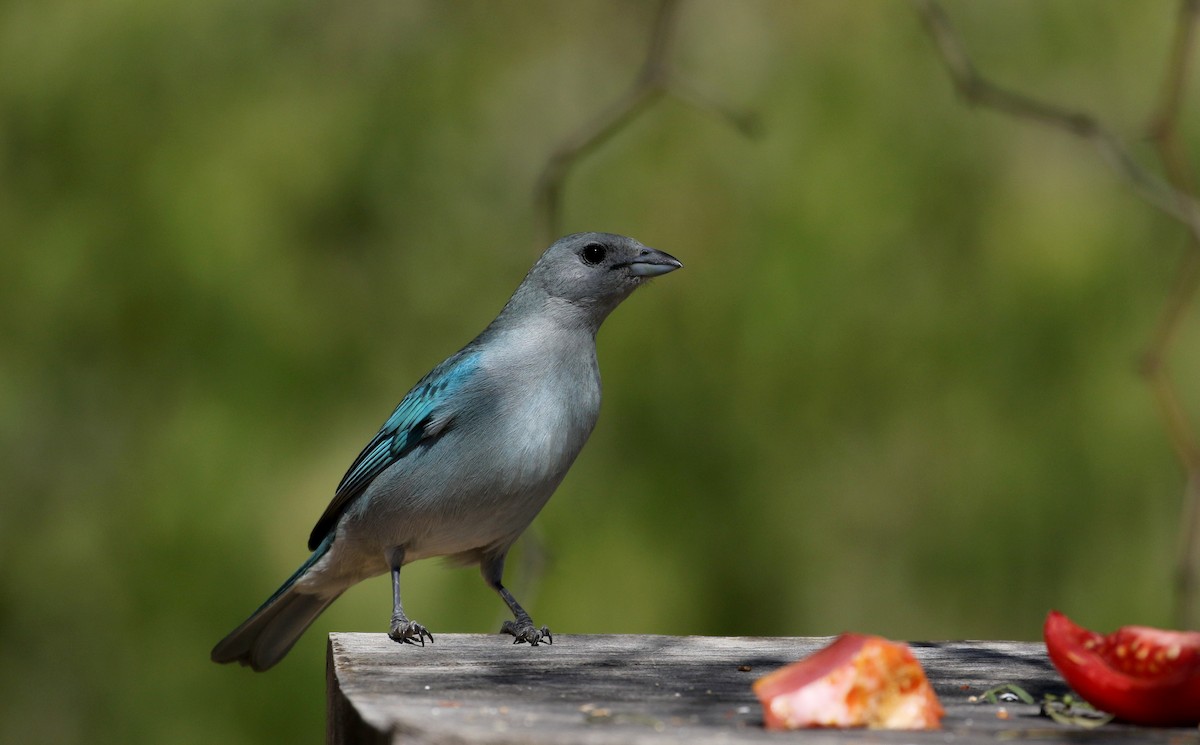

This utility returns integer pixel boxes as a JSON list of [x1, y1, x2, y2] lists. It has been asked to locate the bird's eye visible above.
[[580, 243, 607, 265]]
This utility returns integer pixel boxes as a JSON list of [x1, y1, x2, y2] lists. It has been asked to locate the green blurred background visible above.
[[2, 0, 1196, 742]]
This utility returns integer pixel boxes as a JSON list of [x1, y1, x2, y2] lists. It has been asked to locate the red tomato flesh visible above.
[[1044, 610, 1200, 726], [753, 634, 944, 730]]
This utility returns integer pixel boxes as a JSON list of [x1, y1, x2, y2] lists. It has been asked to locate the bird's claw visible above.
[[501, 619, 552, 646], [389, 619, 434, 646]]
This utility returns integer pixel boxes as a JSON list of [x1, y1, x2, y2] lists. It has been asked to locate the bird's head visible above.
[[519, 232, 682, 329]]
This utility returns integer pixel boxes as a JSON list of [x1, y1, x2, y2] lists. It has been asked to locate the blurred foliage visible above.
[[2, 0, 1198, 743]]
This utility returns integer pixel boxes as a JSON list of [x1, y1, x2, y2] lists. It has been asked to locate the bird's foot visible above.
[[501, 619, 552, 646], [389, 618, 434, 646]]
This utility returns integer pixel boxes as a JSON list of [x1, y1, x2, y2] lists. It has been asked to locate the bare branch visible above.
[[1142, 0, 1200, 473], [532, 0, 757, 247], [533, 86, 663, 248], [1148, 0, 1200, 145], [916, 0, 1200, 626], [1177, 476, 1200, 620], [914, 0, 1200, 236], [1141, 0, 1200, 627], [667, 75, 763, 138], [637, 0, 682, 85]]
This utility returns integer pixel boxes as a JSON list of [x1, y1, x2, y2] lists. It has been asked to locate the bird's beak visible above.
[[628, 248, 683, 277]]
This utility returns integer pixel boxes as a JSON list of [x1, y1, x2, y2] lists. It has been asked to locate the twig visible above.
[[915, 0, 1200, 625], [1140, 253, 1200, 471], [532, 0, 757, 247], [1143, 0, 1200, 627], [1177, 476, 1200, 625], [1148, 0, 1200, 146], [914, 0, 1200, 242]]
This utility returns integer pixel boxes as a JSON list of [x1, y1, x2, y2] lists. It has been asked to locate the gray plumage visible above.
[[212, 232, 681, 671]]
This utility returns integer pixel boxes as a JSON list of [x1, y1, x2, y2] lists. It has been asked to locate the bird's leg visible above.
[[481, 553, 551, 645], [386, 547, 433, 645]]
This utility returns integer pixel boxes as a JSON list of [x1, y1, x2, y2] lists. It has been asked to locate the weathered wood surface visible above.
[[327, 633, 1200, 745]]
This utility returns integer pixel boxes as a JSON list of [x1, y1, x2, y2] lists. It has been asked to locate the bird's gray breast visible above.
[[348, 324, 601, 560], [477, 325, 601, 491]]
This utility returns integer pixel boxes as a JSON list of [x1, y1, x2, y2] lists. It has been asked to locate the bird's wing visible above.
[[307, 350, 484, 550]]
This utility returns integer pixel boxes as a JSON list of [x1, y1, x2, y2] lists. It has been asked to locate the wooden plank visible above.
[[327, 633, 1200, 744]]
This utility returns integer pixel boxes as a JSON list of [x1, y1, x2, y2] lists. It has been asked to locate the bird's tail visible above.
[[211, 533, 341, 672]]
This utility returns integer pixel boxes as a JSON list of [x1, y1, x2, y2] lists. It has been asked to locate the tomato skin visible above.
[[1044, 610, 1200, 726]]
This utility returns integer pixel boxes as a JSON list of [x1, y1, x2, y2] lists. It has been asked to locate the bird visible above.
[[211, 232, 682, 671]]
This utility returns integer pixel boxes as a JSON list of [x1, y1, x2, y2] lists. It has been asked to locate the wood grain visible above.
[[327, 633, 1200, 744]]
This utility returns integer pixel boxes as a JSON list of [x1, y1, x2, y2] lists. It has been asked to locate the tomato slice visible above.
[[753, 634, 944, 730], [1044, 610, 1200, 726]]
